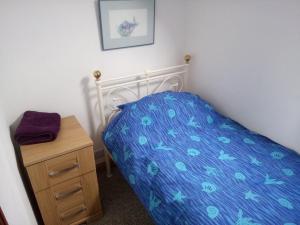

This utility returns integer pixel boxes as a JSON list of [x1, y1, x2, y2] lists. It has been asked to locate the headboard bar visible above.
[[96, 72, 145, 85], [100, 70, 186, 91], [145, 64, 186, 75], [96, 64, 187, 87]]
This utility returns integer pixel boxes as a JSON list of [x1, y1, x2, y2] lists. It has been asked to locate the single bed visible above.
[[93, 56, 300, 225]]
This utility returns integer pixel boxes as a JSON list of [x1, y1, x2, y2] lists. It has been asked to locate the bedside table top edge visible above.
[[20, 116, 94, 167]]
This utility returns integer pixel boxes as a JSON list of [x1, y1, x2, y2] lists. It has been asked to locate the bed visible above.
[[93, 56, 300, 225]]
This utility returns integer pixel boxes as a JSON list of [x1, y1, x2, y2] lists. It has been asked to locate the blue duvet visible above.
[[103, 91, 300, 225]]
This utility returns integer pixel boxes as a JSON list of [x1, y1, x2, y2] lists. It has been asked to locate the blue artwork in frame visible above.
[[99, 0, 155, 50]]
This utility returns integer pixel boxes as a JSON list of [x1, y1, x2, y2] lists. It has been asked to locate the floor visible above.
[[91, 167, 154, 225]]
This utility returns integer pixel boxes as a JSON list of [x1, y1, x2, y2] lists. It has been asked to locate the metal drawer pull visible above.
[[60, 205, 87, 220], [48, 163, 79, 177], [55, 186, 82, 200]]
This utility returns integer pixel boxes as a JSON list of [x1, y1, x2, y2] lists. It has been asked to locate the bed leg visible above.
[[104, 148, 112, 178]]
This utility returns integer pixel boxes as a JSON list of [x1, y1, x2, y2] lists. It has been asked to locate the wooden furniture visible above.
[[20, 116, 102, 225]]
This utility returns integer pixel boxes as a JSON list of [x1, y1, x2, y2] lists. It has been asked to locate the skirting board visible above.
[[95, 149, 105, 166], [95, 149, 115, 173]]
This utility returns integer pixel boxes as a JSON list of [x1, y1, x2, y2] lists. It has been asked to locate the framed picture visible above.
[[99, 0, 155, 50]]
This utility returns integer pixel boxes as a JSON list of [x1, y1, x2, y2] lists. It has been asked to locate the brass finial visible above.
[[93, 70, 102, 80], [184, 54, 191, 64]]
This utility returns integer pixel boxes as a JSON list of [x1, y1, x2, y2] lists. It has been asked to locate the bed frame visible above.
[[93, 54, 191, 177]]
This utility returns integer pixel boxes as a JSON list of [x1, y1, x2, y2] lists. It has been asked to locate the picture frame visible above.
[[99, 0, 155, 51]]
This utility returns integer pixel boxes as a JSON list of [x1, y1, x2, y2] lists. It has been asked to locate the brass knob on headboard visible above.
[[93, 70, 102, 80], [184, 54, 191, 64]]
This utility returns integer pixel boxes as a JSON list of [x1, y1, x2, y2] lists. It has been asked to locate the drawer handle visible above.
[[60, 205, 87, 221], [55, 185, 82, 200], [48, 163, 79, 177]]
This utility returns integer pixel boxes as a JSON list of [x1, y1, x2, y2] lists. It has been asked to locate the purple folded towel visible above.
[[15, 111, 61, 145]]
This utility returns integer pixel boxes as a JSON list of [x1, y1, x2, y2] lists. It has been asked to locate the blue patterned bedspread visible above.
[[103, 91, 300, 225]]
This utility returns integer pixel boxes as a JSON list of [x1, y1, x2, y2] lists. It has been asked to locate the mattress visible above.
[[103, 91, 300, 225]]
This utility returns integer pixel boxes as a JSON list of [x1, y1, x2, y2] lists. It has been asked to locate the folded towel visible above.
[[15, 111, 61, 145]]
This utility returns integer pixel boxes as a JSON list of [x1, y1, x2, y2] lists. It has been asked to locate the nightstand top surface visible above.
[[20, 116, 93, 167]]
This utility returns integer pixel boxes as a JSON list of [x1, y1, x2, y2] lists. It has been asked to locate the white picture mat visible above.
[[109, 9, 148, 39], [99, 0, 155, 50]]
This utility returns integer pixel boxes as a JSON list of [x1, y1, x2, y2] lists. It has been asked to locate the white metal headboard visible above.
[[93, 54, 191, 177]]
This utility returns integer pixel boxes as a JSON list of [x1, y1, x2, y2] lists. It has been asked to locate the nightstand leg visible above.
[[104, 147, 112, 177]]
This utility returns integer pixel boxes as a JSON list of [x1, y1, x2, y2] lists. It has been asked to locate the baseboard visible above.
[[94, 149, 104, 165], [95, 155, 105, 165], [94, 150, 115, 173]]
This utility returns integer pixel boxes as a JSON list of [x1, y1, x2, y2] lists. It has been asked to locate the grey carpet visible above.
[[91, 167, 154, 225]]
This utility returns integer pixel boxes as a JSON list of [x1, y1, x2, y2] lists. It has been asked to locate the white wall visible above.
[[0, 106, 37, 225], [0, 0, 186, 151], [186, 0, 300, 153]]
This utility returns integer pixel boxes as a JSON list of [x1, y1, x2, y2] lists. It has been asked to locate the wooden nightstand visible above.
[[20, 116, 102, 225]]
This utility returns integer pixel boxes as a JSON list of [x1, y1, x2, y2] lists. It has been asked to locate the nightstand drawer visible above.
[[52, 177, 85, 212], [36, 171, 101, 225], [27, 146, 96, 192], [46, 151, 81, 186], [59, 204, 88, 225]]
